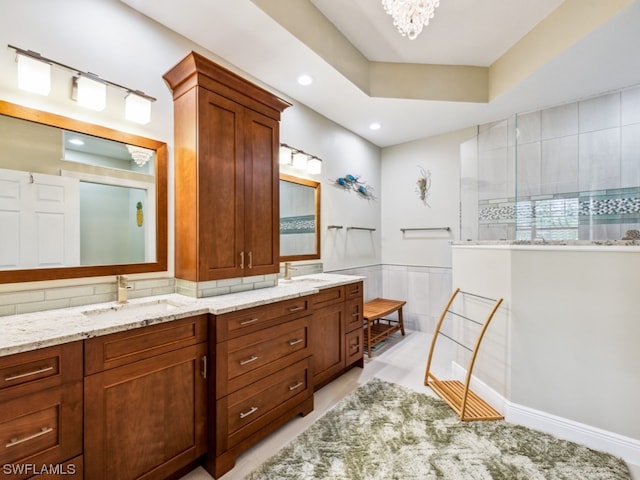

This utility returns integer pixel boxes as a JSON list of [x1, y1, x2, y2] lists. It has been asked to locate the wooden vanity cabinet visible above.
[[310, 282, 364, 389], [345, 281, 365, 368], [83, 315, 208, 480], [0, 342, 83, 480], [163, 51, 290, 282], [208, 297, 314, 478]]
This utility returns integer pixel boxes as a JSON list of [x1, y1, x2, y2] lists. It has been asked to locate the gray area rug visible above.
[[246, 378, 630, 479]]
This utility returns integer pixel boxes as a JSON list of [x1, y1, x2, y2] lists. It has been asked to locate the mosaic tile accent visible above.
[[579, 197, 640, 216], [479, 190, 640, 222], [280, 215, 316, 234]]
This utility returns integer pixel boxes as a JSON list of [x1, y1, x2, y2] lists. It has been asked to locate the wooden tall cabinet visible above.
[[163, 52, 290, 282]]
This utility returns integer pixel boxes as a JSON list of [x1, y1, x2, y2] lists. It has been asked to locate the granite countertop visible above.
[[0, 273, 364, 357]]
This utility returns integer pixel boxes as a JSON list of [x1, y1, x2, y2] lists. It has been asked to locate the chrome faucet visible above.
[[284, 262, 296, 280], [116, 275, 133, 304]]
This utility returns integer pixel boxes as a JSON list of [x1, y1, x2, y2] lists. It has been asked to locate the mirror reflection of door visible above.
[[280, 174, 320, 261], [0, 168, 80, 269]]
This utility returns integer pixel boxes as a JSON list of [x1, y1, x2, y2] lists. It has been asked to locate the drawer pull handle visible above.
[[202, 355, 207, 379], [352, 312, 360, 318], [239, 406, 258, 419], [239, 355, 259, 366], [350, 345, 360, 352], [288, 338, 303, 346], [240, 318, 259, 326], [288, 306, 304, 312], [6, 427, 53, 448], [289, 381, 304, 391], [5, 366, 54, 382]]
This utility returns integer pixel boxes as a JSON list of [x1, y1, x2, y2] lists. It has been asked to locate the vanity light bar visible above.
[[279, 143, 322, 175], [9, 44, 156, 122]]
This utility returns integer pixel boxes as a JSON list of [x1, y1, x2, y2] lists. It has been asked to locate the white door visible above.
[[0, 168, 80, 269]]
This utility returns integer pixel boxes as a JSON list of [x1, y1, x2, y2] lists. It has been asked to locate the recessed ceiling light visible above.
[[68, 138, 85, 146], [297, 74, 313, 86], [369, 122, 382, 130]]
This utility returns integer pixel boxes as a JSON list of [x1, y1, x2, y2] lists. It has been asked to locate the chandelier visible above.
[[382, 0, 441, 40], [126, 145, 154, 167]]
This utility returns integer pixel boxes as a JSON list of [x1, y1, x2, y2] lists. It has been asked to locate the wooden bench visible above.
[[362, 298, 406, 358]]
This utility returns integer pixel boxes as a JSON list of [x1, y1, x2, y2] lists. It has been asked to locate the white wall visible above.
[[381, 127, 476, 268], [280, 103, 382, 273], [452, 244, 640, 449]]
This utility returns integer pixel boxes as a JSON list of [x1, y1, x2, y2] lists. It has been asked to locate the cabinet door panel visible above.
[[84, 343, 207, 480], [243, 109, 279, 276], [198, 89, 244, 280], [310, 302, 345, 386]]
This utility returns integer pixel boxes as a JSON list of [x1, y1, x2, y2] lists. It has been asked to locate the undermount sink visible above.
[[82, 299, 186, 321]]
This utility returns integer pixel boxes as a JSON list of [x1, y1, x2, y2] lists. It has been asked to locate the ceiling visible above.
[[121, 0, 640, 148]]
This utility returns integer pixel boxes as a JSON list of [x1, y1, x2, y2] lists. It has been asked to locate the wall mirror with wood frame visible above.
[[0, 100, 167, 283], [279, 174, 320, 261]]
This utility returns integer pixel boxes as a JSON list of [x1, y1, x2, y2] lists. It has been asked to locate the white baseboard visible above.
[[450, 362, 640, 467]]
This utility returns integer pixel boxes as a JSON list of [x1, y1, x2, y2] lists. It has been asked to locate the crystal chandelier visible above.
[[382, 0, 441, 40], [126, 145, 154, 167]]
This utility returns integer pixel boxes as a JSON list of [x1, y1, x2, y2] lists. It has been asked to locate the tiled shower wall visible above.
[[331, 264, 452, 334], [467, 84, 640, 241]]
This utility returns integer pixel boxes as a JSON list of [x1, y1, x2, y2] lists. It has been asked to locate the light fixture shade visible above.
[[292, 152, 308, 170], [307, 157, 322, 175], [279, 145, 292, 165], [76, 76, 107, 111], [125, 93, 151, 125], [17, 53, 51, 96]]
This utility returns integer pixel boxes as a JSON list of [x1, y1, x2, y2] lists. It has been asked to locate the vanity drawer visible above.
[[309, 285, 345, 310], [346, 281, 363, 300], [216, 297, 310, 341], [216, 357, 312, 454], [84, 314, 208, 375], [346, 328, 364, 366], [345, 297, 363, 333], [0, 342, 82, 400], [0, 382, 83, 479], [216, 316, 311, 397]]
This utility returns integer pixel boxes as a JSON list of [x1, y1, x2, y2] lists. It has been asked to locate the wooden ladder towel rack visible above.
[[424, 288, 504, 421]]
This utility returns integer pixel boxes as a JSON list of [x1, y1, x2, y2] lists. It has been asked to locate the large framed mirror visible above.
[[280, 174, 320, 261], [0, 100, 167, 283]]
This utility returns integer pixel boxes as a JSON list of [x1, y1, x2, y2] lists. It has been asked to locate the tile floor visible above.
[[180, 330, 640, 480]]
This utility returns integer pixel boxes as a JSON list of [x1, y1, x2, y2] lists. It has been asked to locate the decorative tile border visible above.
[[280, 215, 316, 234]]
